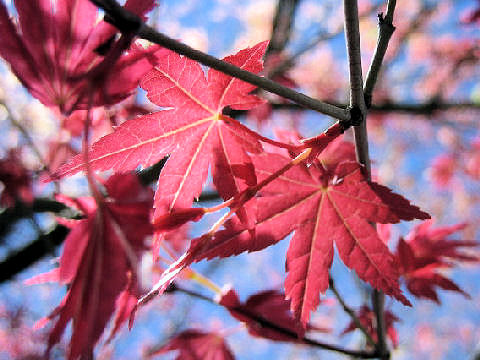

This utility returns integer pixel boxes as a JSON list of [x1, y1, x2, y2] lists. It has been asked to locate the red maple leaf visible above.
[[168, 156, 430, 327], [145, 329, 235, 360], [31, 174, 152, 359], [0, 0, 162, 114], [53, 41, 269, 225], [140, 151, 429, 327], [341, 305, 400, 348], [395, 220, 477, 302], [219, 288, 329, 342], [106, 272, 141, 343], [404, 220, 477, 262]]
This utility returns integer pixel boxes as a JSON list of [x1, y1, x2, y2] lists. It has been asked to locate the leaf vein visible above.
[[155, 66, 215, 114]]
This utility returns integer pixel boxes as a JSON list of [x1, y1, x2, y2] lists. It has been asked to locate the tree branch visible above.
[[363, 8, 396, 108], [89, 0, 350, 122], [344, 0, 371, 172], [0, 199, 71, 239], [344, 1, 393, 358], [1, 100, 46, 171], [370, 100, 480, 114], [166, 283, 379, 358], [363, 2, 398, 358], [380, 3, 436, 72], [266, 0, 301, 57], [226, 100, 480, 118], [0, 225, 69, 283], [372, 289, 387, 359], [344, 0, 367, 113]]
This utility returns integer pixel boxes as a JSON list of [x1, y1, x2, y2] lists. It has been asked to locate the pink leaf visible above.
[[185, 155, 429, 326], [53, 42, 269, 226], [146, 329, 235, 360]]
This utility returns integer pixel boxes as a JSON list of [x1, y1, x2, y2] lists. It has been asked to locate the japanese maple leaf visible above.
[[342, 305, 400, 348], [219, 288, 329, 342], [0, 0, 162, 114], [172, 155, 430, 327], [404, 220, 477, 262], [145, 329, 235, 360], [54, 41, 268, 225], [106, 272, 142, 343], [47, 102, 153, 171], [30, 174, 152, 359], [395, 220, 477, 303]]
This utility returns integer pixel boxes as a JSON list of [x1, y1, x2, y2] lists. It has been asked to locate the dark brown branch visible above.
[[370, 100, 480, 114], [0, 225, 69, 283], [344, 0, 372, 175], [381, 3, 436, 71], [372, 289, 388, 359], [135, 29, 348, 121], [263, 0, 301, 81], [0, 199, 71, 239], [89, 0, 350, 122], [362, 1, 398, 358], [344, 0, 367, 113], [363, 10, 396, 108], [344, 1, 395, 358], [166, 283, 379, 358], [225, 100, 480, 118]]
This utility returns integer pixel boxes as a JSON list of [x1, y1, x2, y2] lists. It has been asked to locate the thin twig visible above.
[[89, 0, 350, 122], [381, 3, 435, 71], [328, 278, 376, 347], [166, 283, 379, 358], [0, 100, 47, 172], [363, 9, 396, 108], [0, 100, 61, 193]]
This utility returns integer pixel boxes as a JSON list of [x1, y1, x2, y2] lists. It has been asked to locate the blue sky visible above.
[[1, 0, 480, 359]]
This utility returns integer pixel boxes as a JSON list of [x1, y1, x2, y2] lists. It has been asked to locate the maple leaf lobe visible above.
[[53, 42, 269, 229]]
